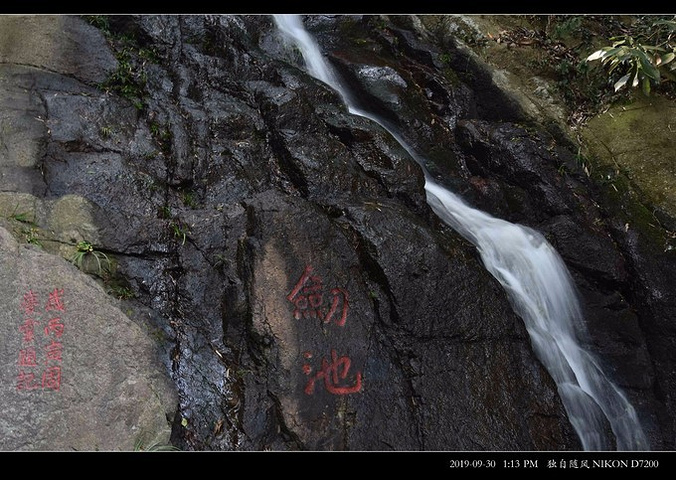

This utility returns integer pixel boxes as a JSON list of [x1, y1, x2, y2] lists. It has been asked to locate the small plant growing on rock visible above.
[[22, 226, 42, 247], [99, 125, 113, 138], [180, 189, 199, 209], [107, 284, 136, 300], [7, 207, 43, 247], [170, 220, 190, 246], [70, 240, 110, 275], [9, 209, 33, 224]]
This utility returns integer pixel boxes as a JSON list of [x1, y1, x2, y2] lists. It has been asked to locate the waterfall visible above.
[[273, 14, 648, 451]]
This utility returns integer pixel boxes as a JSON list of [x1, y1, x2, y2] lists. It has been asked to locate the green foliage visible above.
[[105, 42, 148, 109], [491, 16, 616, 122], [9, 210, 33, 224], [70, 240, 111, 275], [107, 284, 136, 300], [83, 15, 110, 33], [7, 206, 43, 247], [99, 125, 113, 138], [551, 16, 582, 40], [180, 189, 199, 209], [159, 205, 172, 220], [170, 220, 190, 245], [97, 26, 159, 111], [22, 227, 42, 247], [586, 17, 676, 95]]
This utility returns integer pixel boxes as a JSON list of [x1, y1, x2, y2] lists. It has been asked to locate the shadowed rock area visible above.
[[0, 13, 673, 451]]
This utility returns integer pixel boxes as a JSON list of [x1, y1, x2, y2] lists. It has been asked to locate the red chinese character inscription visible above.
[[287, 265, 349, 326], [16, 371, 41, 391], [44, 340, 64, 363], [45, 288, 65, 312], [16, 288, 65, 392], [42, 366, 61, 391], [288, 265, 362, 396], [44, 318, 64, 337], [18, 348, 39, 367], [18, 318, 38, 343], [303, 349, 362, 395], [20, 290, 38, 316]]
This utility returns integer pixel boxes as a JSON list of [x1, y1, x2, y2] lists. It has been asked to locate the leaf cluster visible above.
[[70, 240, 111, 276], [586, 17, 676, 95]]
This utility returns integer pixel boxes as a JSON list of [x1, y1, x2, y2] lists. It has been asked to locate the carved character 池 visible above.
[[302, 349, 363, 395]]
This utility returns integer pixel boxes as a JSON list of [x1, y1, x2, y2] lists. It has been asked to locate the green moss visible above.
[[82, 15, 111, 33], [581, 95, 676, 225], [582, 137, 673, 250], [96, 26, 159, 111]]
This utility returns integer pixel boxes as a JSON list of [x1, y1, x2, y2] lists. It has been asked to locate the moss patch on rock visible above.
[[581, 95, 676, 224]]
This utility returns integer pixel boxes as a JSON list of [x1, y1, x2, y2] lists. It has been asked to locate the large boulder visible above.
[[0, 226, 176, 451]]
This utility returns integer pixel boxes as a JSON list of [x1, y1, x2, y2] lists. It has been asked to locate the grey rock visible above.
[[0, 15, 117, 85], [0, 226, 176, 451]]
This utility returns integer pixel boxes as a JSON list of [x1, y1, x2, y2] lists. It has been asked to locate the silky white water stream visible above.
[[273, 14, 648, 451]]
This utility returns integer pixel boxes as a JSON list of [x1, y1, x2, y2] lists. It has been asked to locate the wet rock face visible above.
[[123, 14, 575, 450], [305, 15, 676, 449], [234, 189, 576, 450], [4, 12, 673, 451]]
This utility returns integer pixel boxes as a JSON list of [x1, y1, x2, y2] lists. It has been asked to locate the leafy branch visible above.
[[586, 18, 676, 95]]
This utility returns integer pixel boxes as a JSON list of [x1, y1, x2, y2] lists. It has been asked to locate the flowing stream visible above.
[[273, 14, 648, 451]]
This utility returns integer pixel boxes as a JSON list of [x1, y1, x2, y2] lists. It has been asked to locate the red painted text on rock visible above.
[[16, 288, 66, 392], [287, 265, 349, 327], [302, 349, 363, 395]]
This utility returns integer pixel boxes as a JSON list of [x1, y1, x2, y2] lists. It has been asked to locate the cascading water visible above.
[[273, 14, 648, 451]]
